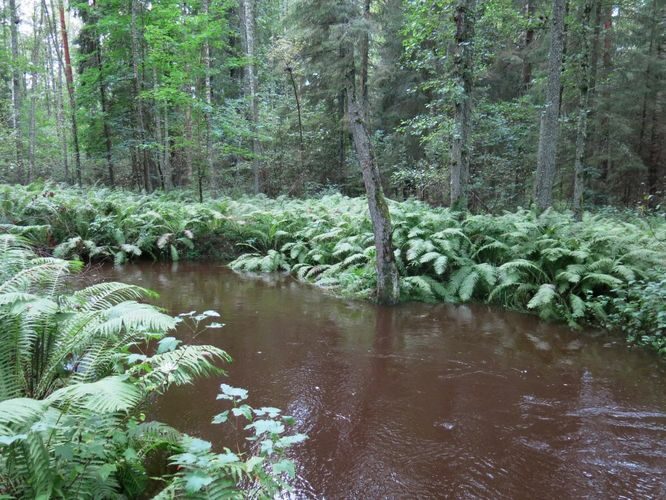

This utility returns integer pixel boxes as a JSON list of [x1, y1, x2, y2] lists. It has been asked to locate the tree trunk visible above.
[[58, 0, 82, 186], [286, 67, 304, 170], [96, 38, 114, 186], [184, 103, 194, 187], [346, 40, 399, 305], [534, 0, 565, 211], [28, 9, 43, 183], [43, 0, 69, 183], [450, 0, 475, 210], [240, 0, 261, 193], [9, 0, 24, 183], [202, 0, 213, 201], [572, 0, 593, 220], [521, 0, 535, 91], [597, 3, 613, 192], [130, 0, 150, 192], [359, 0, 370, 117], [163, 105, 173, 190], [647, 30, 665, 206]]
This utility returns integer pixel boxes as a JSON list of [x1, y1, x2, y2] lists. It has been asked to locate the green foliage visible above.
[[600, 280, 666, 355], [0, 234, 303, 497], [2, 185, 665, 353]]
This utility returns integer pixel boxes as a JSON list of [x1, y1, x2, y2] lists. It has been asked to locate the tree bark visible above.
[[346, 40, 399, 305], [202, 0, 213, 201], [572, 0, 593, 220], [163, 105, 173, 190], [597, 3, 613, 191], [534, 0, 565, 211], [240, 0, 261, 193], [286, 67, 304, 170], [130, 0, 150, 192], [28, 9, 44, 183], [9, 0, 24, 183], [521, 0, 535, 91], [359, 0, 370, 117], [450, 0, 475, 210], [96, 36, 114, 186], [58, 0, 82, 186], [43, 0, 69, 182]]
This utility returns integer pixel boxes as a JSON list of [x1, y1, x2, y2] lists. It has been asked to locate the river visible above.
[[96, 262, 666, 498]]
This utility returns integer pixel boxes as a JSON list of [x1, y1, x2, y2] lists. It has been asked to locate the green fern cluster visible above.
[[0, 235, 303, 498], [2, 184, 665, 350]]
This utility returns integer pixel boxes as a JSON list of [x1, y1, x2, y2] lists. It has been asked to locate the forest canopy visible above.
[[0, 0, 663, 211]]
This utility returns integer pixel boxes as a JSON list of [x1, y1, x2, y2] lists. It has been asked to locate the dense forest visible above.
[[0, 0, 664, 208], [0, 0, 665, 498]]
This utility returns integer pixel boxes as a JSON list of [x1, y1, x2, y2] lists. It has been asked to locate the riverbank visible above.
[[1, 183, 664, 354]]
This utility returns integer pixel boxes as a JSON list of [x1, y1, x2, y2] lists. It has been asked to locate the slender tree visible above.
[[58, 0, 82, 186], [534, 0, 566, 211], [521, 0, 536, 91], [345, 1, 399, 305], [450, 0, 476, 210], [8, 0, 24, 183], [130, 0, 150, 191], [240, 0, 261, 193], [572, 0, 593, 219]]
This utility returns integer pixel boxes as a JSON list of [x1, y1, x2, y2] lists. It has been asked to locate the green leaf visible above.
[[272, 459, 296, 478], [157, 337, 182, 354], [184, 472, 214, 493], [217, 384, 248, 401], [212, 411, 229, 424], [527, 284, 557, 309]]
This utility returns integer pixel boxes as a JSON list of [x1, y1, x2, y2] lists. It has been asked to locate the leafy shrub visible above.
[[0, 235, 303, 498], [602, 280, 666, 355]]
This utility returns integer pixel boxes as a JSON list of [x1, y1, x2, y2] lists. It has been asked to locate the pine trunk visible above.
[[58, 0, 82, 186], [572, 0, 592, 220], [240, 0, 260, 193], [534, 0, 565, 211], [28, 9, 42, 183], [9, 0, 24, 183], [203, 0, 213, 200], [450, 0, 475, 210], [130, 0, 150, 192], [97, 39, 114, 186], [521, 0, 535, 91]]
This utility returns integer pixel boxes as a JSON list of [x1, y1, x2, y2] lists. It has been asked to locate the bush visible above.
[[604, 280, 666, 355]]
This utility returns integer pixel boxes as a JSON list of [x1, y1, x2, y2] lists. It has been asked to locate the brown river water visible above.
[[95, 262, 666, 499]]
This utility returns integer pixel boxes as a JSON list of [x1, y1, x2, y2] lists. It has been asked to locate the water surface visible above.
[[97, 262, 666, 498]]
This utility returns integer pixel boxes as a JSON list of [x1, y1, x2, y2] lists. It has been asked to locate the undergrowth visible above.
[[1, 183, 665, 353]]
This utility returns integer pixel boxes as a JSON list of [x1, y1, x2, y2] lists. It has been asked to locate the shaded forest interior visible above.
[[0, 0, 664, 211]]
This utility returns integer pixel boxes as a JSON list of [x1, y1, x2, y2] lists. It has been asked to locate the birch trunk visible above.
[[450, 0, 475, 210], [534, 0, 565, 211]]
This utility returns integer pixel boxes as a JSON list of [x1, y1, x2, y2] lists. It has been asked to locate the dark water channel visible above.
[[97, 262, 666, 499]]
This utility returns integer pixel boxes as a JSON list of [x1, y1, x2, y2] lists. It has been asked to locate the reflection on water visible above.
[[95, 262, 666, 499]]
